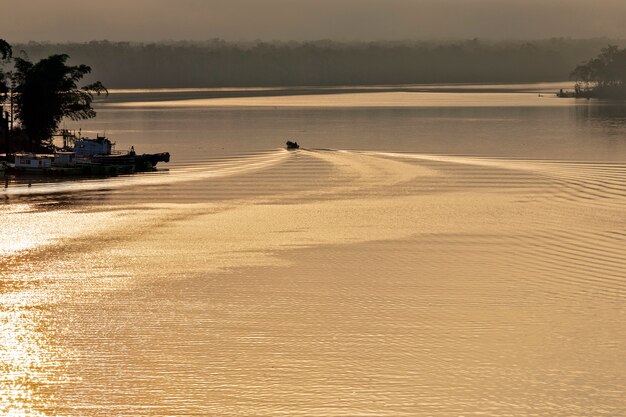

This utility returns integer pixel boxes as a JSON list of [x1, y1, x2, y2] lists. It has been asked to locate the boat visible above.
[[65, 131, 170, 172], [3, 154, 132, 177], [286, 141, 300, 150], [91, 149, 170, 172], [3, 131, 170, 177], [6, 153, 55, 174]]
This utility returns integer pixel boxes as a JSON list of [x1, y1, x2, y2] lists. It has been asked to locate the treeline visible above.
[[570, 45, 626, 98], [12, 38, 626, 88]]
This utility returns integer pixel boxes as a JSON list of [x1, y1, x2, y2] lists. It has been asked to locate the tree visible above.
[[13, 54, 107, 148], [570, 45, 626, 97], [0, 39, 12, 102]]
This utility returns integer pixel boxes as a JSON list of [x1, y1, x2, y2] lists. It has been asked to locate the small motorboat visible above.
[[286, 141, 300, 150]]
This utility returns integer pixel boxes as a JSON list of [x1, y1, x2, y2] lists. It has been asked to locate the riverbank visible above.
[[558, 85, 626, 99]]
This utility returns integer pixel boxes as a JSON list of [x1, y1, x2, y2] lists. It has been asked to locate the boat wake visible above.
[[1, 149, 290, 196], [3, 148, 625, 302]]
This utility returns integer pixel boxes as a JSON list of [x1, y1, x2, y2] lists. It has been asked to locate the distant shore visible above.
[[558, 86, 626, 100], [15, 39, 625, 89], [99, 82, 574, 105]]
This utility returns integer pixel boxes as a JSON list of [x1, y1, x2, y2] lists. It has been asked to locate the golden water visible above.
[[1, 85, 625, 415]]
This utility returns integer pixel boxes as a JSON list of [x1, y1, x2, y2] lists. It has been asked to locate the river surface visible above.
[[1, 83, 625, 416]]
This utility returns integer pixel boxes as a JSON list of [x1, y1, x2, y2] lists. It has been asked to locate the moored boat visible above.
[[3, 131, 170, 177], [91, 152, 170, 171], [65, 131, 170, 172]]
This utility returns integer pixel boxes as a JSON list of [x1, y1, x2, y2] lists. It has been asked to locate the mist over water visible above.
[[1, 85, 625, 415]]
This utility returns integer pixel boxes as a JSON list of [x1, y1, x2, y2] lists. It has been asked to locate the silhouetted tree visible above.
[[0, 39, 12, 102], [13, 54, 107, 148], [570, 45, 626, 97]]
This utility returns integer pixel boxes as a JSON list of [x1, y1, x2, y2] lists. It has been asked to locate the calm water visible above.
[[1, 83, 625, 416]]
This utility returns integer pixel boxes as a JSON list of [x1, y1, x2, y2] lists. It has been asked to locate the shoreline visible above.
[[99, 82, 574, 104]]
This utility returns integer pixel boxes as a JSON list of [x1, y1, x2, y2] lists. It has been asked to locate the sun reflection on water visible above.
[[0, 201, 84, 417], [0, 278, 60, 416]]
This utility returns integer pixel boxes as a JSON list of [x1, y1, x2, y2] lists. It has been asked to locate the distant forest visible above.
[[13, 39, 626, 88]]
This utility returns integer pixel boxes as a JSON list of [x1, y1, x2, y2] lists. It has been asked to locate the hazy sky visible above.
[[4, 0, 626, 42]]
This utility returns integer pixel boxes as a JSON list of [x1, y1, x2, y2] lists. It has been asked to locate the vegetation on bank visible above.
[[0, 39, 107, 152], [570, 45, 626, 98], [0, 39, 11, 97], [15, 38, 626, 88]]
